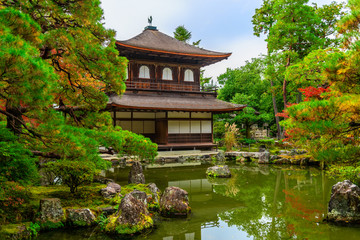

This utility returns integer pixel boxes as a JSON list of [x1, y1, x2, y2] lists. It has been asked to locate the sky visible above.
[[100, 0, 343, 81]]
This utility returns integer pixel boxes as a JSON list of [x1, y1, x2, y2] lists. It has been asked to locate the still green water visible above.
[[37, 164, 360, 240]]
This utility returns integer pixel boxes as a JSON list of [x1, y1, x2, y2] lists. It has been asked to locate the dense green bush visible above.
[[327, 165, 360, 186], [240, 138, 256, 145], [0, 125, 39, 184], [0, 181, 31, 223], [43, 160, 99, 193]]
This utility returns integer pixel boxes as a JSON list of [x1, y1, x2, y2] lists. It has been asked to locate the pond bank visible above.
[[102, 149, 320, 167], [36, 164, 360, 240]]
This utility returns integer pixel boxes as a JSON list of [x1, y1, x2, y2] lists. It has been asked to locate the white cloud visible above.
[[100, 0, 343, 81], [203, 36, 267, 80], [101, 0, 190, 39]]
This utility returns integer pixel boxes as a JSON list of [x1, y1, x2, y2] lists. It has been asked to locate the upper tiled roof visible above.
[[116, 28, 231, 58]]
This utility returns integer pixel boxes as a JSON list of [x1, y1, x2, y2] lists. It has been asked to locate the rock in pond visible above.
[[128, 161, 145, 184], [328, 180, 360, 224], [160, 186, 191, 217], [206, 165, 231, 178], [105, 193, 153, 234], [130, 189, 148, 207], [216, 151, 226, 162], [258, 151, 270, 164], [66, 209, 96, 227], [38, 198, 64, 223], [100, 182, 121, 199], [147, 183, 161, 203]]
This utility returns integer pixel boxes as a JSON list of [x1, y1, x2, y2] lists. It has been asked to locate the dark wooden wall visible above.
[[128, 61, 200, 91]]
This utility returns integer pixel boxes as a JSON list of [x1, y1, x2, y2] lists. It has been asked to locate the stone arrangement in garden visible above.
[[328, 180, 360, 224]]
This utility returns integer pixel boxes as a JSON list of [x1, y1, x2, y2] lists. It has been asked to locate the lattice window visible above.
[[162, 67, 173, 80], [184, 69, 194, 82], [139, 65, 150, 79]]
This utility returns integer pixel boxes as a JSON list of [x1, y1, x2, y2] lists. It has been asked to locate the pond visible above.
[[37, 163, 360, 240]]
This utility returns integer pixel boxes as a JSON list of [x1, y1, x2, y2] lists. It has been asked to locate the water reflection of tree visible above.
[[214, 166, 334, 240]]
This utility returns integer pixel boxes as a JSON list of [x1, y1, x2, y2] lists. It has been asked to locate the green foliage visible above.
[[97, 214, 110, 231], [0, 125, 39, 184], [218, 58, 273, 138], [27, 222, 40, 238], [37, 220, 64, 231], [213, 121, 226, 146], [120, 129, 158, 161], [327, 165, 360, 186], [30, 184, 107, 209], [0, 0, 157, 186], [173, 25, 192, 43], [0, 181, 31, 223], [258, 138, 275, 145], [252, 0, 344, 123], [280, 0, 360, 181], [43, 160, 99, 193], [240, 138, 257, 145]]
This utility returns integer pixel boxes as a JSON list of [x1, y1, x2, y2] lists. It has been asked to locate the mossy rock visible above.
[[104, 194, 153, 235], [206, 165, 231, 178], [0, 223, 31, 240], [159, 187, 191, 217]]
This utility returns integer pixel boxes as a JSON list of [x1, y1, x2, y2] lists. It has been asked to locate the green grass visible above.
[[29, 183, 111, 212]]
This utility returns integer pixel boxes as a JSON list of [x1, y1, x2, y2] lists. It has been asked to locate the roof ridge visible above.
[[116, 28, 231, 57]]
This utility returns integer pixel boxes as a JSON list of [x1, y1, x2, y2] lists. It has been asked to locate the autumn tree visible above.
[[252, 0, 343, 138], [281, 0, 360, 178], [0, 1, 157, 189]]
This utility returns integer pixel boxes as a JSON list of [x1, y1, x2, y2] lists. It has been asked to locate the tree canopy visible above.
[[0, 0, 157, 188], [277, 0, 360, 182]]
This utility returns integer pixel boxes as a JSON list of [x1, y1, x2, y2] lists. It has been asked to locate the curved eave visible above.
[[116, 41, 232, 59], [108, 103, 245, 113]]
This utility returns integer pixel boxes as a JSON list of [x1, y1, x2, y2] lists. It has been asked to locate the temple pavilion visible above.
[[107, 25, 244, 150]]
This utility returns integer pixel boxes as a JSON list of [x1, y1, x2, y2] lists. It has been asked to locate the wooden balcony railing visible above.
[[125, 81, 217, 95]]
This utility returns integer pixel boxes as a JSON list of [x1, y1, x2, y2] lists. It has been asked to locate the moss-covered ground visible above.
[[28, 183, 110, 215]]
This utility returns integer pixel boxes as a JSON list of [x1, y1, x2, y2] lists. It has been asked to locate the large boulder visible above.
[[258, 151, 270, 164], [328, 180, 360, 224], [106, 193, 153, 234], [216, 151, 226, 162], [130, 189, 148, 207], [147, 183, 161, 202], [100, 182, 121, 199], [160, 187, 191, 217], [66, 208, 96, 227], [38, 198, 64, 223], [206, 165, 231, 178], [128, 161, 145, 184]]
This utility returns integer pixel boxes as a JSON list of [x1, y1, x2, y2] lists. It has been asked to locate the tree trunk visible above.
[[6, 101, 23, 135], [270, 80, 282, 139], [245, 122, 251, 139], [283, 77, 287, 108]]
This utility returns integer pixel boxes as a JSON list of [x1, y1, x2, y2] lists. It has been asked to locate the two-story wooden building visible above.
[[107, 25, 245, 150]]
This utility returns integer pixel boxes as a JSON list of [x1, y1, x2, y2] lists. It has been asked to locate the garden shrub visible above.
[[0, 181, 31, 223], [43, 160, 99, 193], [0, 125, 39, 185], [224, 123, 239, 151], [240, 138, 256, 145], [327, 165, 360, 186]]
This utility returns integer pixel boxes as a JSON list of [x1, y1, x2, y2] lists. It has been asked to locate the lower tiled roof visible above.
[[108, 93, 245, 112]]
